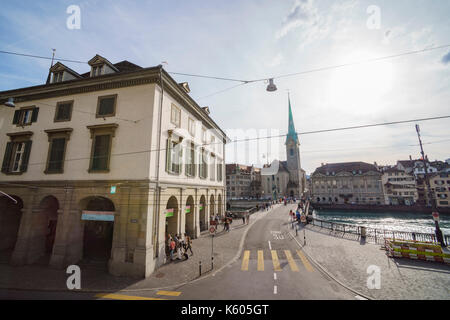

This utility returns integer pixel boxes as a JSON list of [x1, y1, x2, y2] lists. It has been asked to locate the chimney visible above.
[[321, 163, 324, 166], [409, 155, 412, 161]]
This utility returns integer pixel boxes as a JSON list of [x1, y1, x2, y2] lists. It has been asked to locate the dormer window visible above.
[[52, 72, 63, 83], [91, 65, 103, 77]]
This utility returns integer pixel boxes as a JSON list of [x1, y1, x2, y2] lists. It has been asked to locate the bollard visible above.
[[303, 229, 306, 246], [199, 261, 202, 276], [211, 256, 214, 270]]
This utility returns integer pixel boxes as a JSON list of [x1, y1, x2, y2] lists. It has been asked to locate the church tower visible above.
[[285, 96, 303, 197]]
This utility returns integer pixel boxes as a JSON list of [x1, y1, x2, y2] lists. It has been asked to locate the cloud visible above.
[[442, 51, 450, 65], [266, 53, 283, 67], [276, 0, 319, 39]]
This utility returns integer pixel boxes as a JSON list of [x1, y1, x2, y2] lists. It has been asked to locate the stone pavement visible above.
[[0, 204, 279, 293], [289, 223, 450, 300]]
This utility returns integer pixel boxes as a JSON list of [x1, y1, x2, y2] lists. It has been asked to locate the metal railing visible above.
[[309, 217, 449, 246]]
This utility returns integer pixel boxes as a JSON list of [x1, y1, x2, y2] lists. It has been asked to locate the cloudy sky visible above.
[[1, 0, 449, 174]]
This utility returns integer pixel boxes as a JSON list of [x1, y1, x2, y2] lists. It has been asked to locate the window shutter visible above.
[[1, 142, 13, 173], [166, 139, 171, 173], [12, 110, 21, 124], [31, 108, 39, 122], [20, 141, 32, 172]]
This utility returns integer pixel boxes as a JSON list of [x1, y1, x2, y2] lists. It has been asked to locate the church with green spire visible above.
[[261, 96, 306, 199]]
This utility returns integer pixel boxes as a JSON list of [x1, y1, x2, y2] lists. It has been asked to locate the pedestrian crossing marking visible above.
[[95, 293, 166, 300], [257, 250, 264, 271], [156, 290, 182, 297], [284, 250, 299, 272], [296, 249, 314, 272], [271, 250, 282, 271], [241, 250, 250, 271]]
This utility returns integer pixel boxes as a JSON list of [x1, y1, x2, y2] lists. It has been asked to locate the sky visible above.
[[0, 0, 449, 174]]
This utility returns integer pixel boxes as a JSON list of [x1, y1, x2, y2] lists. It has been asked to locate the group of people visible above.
[[166, 233, 193, 262], [256, 202, 273, 211]]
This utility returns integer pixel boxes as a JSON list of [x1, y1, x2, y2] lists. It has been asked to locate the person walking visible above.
[[169, 238, 176, 261], [242, 214, 246, 224], [185, 233, 193, 256], [246, 213, 250, 225]]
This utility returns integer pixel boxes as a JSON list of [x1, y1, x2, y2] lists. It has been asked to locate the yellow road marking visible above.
[[257, 250, 264, 271], [241, 250, 250, 271], [271, 250, 282, 271], [284, 250, 299, 272], [296, 249, 314, 272], [156, 290, 182, 297], [95, 293, 166, 300]]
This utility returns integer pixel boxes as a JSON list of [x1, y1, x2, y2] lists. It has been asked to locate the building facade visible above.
[[381, 168, 417, 205], [311, 162, 383, 204], [0, 55, 227, 278], [430, 172, 450, 208]]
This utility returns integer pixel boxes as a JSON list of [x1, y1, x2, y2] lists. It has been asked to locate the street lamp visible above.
[[4, 97, 15, 108], [415, 124, 445, 246]]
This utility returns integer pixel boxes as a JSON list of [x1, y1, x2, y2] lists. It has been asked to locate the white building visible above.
[[0, 55, 228, 278]]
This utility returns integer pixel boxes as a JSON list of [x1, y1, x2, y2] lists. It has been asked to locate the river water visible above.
[[312, 210, 450, 235]]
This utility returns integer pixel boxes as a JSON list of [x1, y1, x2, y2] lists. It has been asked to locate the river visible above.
[[312, 210, 450, 235]]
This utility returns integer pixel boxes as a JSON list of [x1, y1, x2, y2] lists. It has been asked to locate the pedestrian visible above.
[[296, 210, 301, 223], [246, 213, 250, 225], [185, 233, 193, 255], [289, 210, 294, 222], [242, 214, 245, 224], [169, 238, 176, 261], [177, 240, 183, 260]]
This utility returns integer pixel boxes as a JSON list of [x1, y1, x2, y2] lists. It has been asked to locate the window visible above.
[[188, 118, 195, 136], [53, 72, 63, 83], [87, 124, 118, 172], [217, 162, 223, 182], [96, 95, 117, 118], [170, 104, 181, 127], [185, 143, 196, 177], [290, 148, 294, 156], [12, 107, 39, 126], [199, 148, 208, 179], [54, 101, 73, 122], [91, 65, 103, 76], [210, 155, 216, 181], [202, 127, 207, 143], [166, 137, 182, 175], [44, 129, 72, 174], [2, 132, 33, 174]]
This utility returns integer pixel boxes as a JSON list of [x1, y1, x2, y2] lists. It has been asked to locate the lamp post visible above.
[[415, 124, 445, 246]]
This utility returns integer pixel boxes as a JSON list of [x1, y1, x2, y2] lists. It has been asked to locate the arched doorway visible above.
[[217, 194, 222, 217], [165, 196, 179, 238], [0, 196, 23, 263], [185, 196, 195, 238], [209, 195, 215, 221], [199, 195, 206, 231], [81, 197, 115, 264]]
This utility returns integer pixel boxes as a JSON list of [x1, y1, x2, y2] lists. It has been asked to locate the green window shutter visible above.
[[20, 141, 32, 172], [31, 108, 39, 122], [92, 135, 110, 171], [48, 138, 66, 172], [166, 139, 171, 173], [2, 142, 14, 173], [12, 110, 21, 125]]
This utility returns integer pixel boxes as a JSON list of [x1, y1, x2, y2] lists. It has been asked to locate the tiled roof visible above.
[[313, 162, 379, 175]]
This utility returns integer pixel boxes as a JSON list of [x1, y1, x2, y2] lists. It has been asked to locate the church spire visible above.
[[285, 94, 299, 145]]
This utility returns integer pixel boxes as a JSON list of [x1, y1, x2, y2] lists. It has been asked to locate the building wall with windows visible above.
[[381, 168, 417, 205], [311, 162, 383, 205], [0, 56, 227, 279], [430, 173, 450, 208]]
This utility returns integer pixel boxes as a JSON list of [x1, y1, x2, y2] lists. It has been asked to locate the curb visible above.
[[0, 205, 276, 294], [287, 227, 375, 301]]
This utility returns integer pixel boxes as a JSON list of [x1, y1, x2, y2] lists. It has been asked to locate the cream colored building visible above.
[[311, 162, 383, 204], [381, 168, 417, 205], [430, 172, 450, 208], [0, 55, 227, 278]]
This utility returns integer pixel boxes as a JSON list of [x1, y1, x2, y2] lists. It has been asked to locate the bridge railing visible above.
[[310, 217, 449, 246]]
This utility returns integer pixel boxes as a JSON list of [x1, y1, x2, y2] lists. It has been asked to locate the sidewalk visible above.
[[290, 223, 450, 300], [0, 204, 279, 293]]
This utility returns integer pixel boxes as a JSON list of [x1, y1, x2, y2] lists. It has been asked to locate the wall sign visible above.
[[81, 210, 115, 221], [166, 208, 174, 218], [185, 205, 191, 214]]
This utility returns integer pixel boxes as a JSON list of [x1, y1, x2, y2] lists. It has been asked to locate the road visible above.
[[0, 204, 358, 300]]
